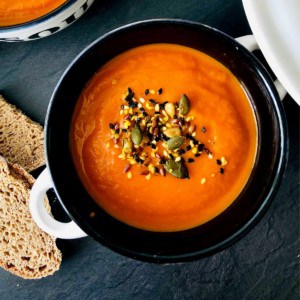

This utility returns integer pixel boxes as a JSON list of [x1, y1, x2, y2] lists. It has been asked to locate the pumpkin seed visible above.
[[179, 94, 190, 115], [165, 103, 175, 118], [163, 127, 181, 138], [166, 136, 185, 150], [122, 138, 133, 153], [131, 124, 143, 145], [164, 159, 189, 179]]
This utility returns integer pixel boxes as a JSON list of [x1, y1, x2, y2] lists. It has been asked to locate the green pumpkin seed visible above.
[[164, 159, 189, 179], [131, 124, 143, 145], [166, 136, 185, 150], [179, 94, 190, 115], [163, 127, 181, 138]]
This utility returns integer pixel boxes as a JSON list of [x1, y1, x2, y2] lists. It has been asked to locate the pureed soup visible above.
[[70, 44, 257, 232], [0, 0, 66, 26]]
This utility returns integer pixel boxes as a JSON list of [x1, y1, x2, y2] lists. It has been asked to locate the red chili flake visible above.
[[203, 147, 210, 155]]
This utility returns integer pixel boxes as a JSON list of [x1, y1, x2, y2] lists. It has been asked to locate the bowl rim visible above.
[[46, 19, 289, 262], [0, 0, 78, 31]]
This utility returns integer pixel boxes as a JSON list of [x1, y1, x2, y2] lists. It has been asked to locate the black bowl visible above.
[[46, 19, 288, 262]]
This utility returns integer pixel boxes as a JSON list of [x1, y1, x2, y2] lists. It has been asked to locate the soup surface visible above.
[[71, 44, 257, 232], [0, 0, 66, 26]]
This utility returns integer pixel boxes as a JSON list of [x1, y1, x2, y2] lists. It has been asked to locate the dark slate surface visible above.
[[0, 0, 299, 299]]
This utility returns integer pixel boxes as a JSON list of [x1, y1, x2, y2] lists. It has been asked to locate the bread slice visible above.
[[0, 156, 62, 279], [0, 95, 45, 172]]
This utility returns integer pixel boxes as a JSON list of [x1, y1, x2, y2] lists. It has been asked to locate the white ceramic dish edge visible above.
[[0, 0, 94, 42], [243, 0, 300, 105]]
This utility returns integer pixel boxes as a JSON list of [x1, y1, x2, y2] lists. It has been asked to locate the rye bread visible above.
[[0, 156, 62, 279], [0, 95, 45, 172]]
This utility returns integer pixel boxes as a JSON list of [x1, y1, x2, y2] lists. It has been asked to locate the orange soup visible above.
[[0, 0, 66, 26], [70, 44, 257, 232]]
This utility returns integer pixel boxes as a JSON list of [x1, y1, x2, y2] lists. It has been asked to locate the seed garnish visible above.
[[107, 88, 227, 180]]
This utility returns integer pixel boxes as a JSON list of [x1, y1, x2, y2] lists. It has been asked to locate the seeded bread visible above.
[[0, 156, 62, 279], [0, 95, 45, 172]]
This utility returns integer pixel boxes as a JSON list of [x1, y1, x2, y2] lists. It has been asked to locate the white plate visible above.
[[243, 0, 300, 105]]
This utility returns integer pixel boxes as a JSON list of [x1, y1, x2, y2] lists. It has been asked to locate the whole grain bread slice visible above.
[[0, 156, 62, 279], [0, 95, 45, 172]]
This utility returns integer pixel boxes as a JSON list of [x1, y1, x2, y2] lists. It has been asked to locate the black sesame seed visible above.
[[133, 112, 138, 116], [146, 142, 151, 146], [220, 168, 224, 174], [142, 112, 148, 117], [115, 128, 120, 134], [145, 89, 149, 95], [173, 114, 178, 119], [122, 128, 127, 132], [139, 107, 145, 112], [128, 87, 132, 94], [137, 118, 142, 123], [154, 166, 159, 173], [180, 117, 185, 125], [147, 131, 152, 137], [125, 91, 134, 102], [178, 149, 185, 155], [169, 154, 174, 160], [159, 158, 166, 164], [187, 158, 195, 163], [195, 153, 201, 157], [120, 105, 124, 109], [109, 123, 114, 129], [129, 101, 137, 108], [158, 88, 163, 95], [202, 127, 206, 133], [198, 144, 205, 151], [216, 159, 222, 165], [193, 140, 199, 145], [155, 136, 160, 142], [149, 99, 156, 104], [151, 143, 156, 149], [155, 111, 160, 115], [185, 145, 192, 151], [161, 134, 170, 141], [185, 133, 193, 140]]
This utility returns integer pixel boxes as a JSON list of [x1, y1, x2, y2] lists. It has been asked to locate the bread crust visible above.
[[0, 95, 45, 172], [0, 156, 62, 279]]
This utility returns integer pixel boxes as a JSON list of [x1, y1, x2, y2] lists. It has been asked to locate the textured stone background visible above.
[[0, 0, 299, 299]]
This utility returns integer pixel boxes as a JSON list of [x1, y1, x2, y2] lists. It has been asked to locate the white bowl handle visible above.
[[30, 168, 87, 239], [236, 35, 287, 100]]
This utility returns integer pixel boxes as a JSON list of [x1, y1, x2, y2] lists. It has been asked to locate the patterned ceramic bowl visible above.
[[0, 0, 94, 42]]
